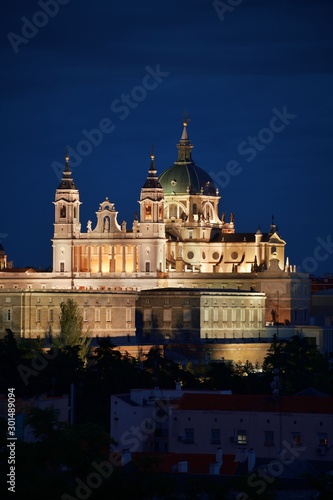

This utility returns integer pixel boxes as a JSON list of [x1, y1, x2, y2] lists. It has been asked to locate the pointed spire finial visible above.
[[176, 113, 194, 163], [180, 111, 191, 143], [64, 145, 71, 175], [57, 146, 77, 189], [269, 214, 277, 234], [150, 144, 155, 161], [183, 109, 190, 126]]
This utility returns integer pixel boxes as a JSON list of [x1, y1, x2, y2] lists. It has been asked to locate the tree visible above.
[[143, 346, 182, 387], [55, 299, 90, 363], [24, 407, 64, 441], [0, 329, 24, 391], [262, 334, 329, 394]]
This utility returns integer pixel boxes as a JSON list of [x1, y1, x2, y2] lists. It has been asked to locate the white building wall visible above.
[[169, 409, 333, 461]]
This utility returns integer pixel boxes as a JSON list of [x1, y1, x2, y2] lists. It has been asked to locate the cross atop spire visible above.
[[183, 109, 191, 125], [64, 146, 71, 174], [149, 145, 156, 175], [270, 214, 277, 234]]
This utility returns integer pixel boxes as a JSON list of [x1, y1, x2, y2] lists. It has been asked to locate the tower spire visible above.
[[180, 111, 191, 142], [64, 146, 70, 173], [176, 114, 193, 163], [270, 214, 277, 234], [57, 149, 77, 190], [142, 149, 162, 189]]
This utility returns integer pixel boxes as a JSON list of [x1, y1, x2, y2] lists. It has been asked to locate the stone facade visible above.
[[136, 288, 266, 342], [0, 289, 136, 339], [0, 120, 312, 342]]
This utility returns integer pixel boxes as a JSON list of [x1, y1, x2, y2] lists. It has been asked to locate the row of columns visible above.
[[73, 244, 140, 274]]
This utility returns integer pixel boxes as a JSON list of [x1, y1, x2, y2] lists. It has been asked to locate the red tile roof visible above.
[[175, 393, 333, 414], [132, 452, 239, 475]]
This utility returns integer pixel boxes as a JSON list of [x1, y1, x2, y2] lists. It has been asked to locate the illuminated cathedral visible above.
[[0, 120, 311, 348], [54, 120, 287, 279]]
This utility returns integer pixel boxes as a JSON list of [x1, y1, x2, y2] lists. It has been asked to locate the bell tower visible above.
[[52, 153, 81, 273], [138, 153, 166, 273], [139, 153, 165, 225]]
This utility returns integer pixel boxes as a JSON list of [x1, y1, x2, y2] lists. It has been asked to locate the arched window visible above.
[[145, 204, 152, 219], [193, 203, 197, 215], [60, 205, 66, 218], [169, 204, 177, 218]]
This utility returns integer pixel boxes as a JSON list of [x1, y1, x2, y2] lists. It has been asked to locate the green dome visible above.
[[158, 120, 218, 196], [159, 163, 217, 195]]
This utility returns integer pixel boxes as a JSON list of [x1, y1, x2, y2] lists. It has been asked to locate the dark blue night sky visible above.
[[1, 0, 333, 275]]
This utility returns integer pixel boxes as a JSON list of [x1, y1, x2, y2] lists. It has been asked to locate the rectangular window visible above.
[[49, 309, 54, 323], [106, 308, 112, 322], [5, 308, 12, 322], [223, 308, 228, 322], [144, 308, 152, 322], [213, 308, 219, 322], [95, 308, 101, 322], [60, 262, 64, 273], [249, 309, 254, 322], [126, 307, 132, 322], [163, 308, 171, 322], [145, 262, 150, 272], [231, 308, 237, 322], [291, 432, 302, 447], [237, 430, 247, 445], [83, 309, 88, 322], [318, 433, 328, 447], [36, 308, 41, 323], [211, 428, 221, 444], [241, 308, 246, 322], [204, 308, 209, 322], [258, 307, 262, 322], [184, 428, 194, 444], [183, 308, 191, 322], [264, 431, 274, 447]]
